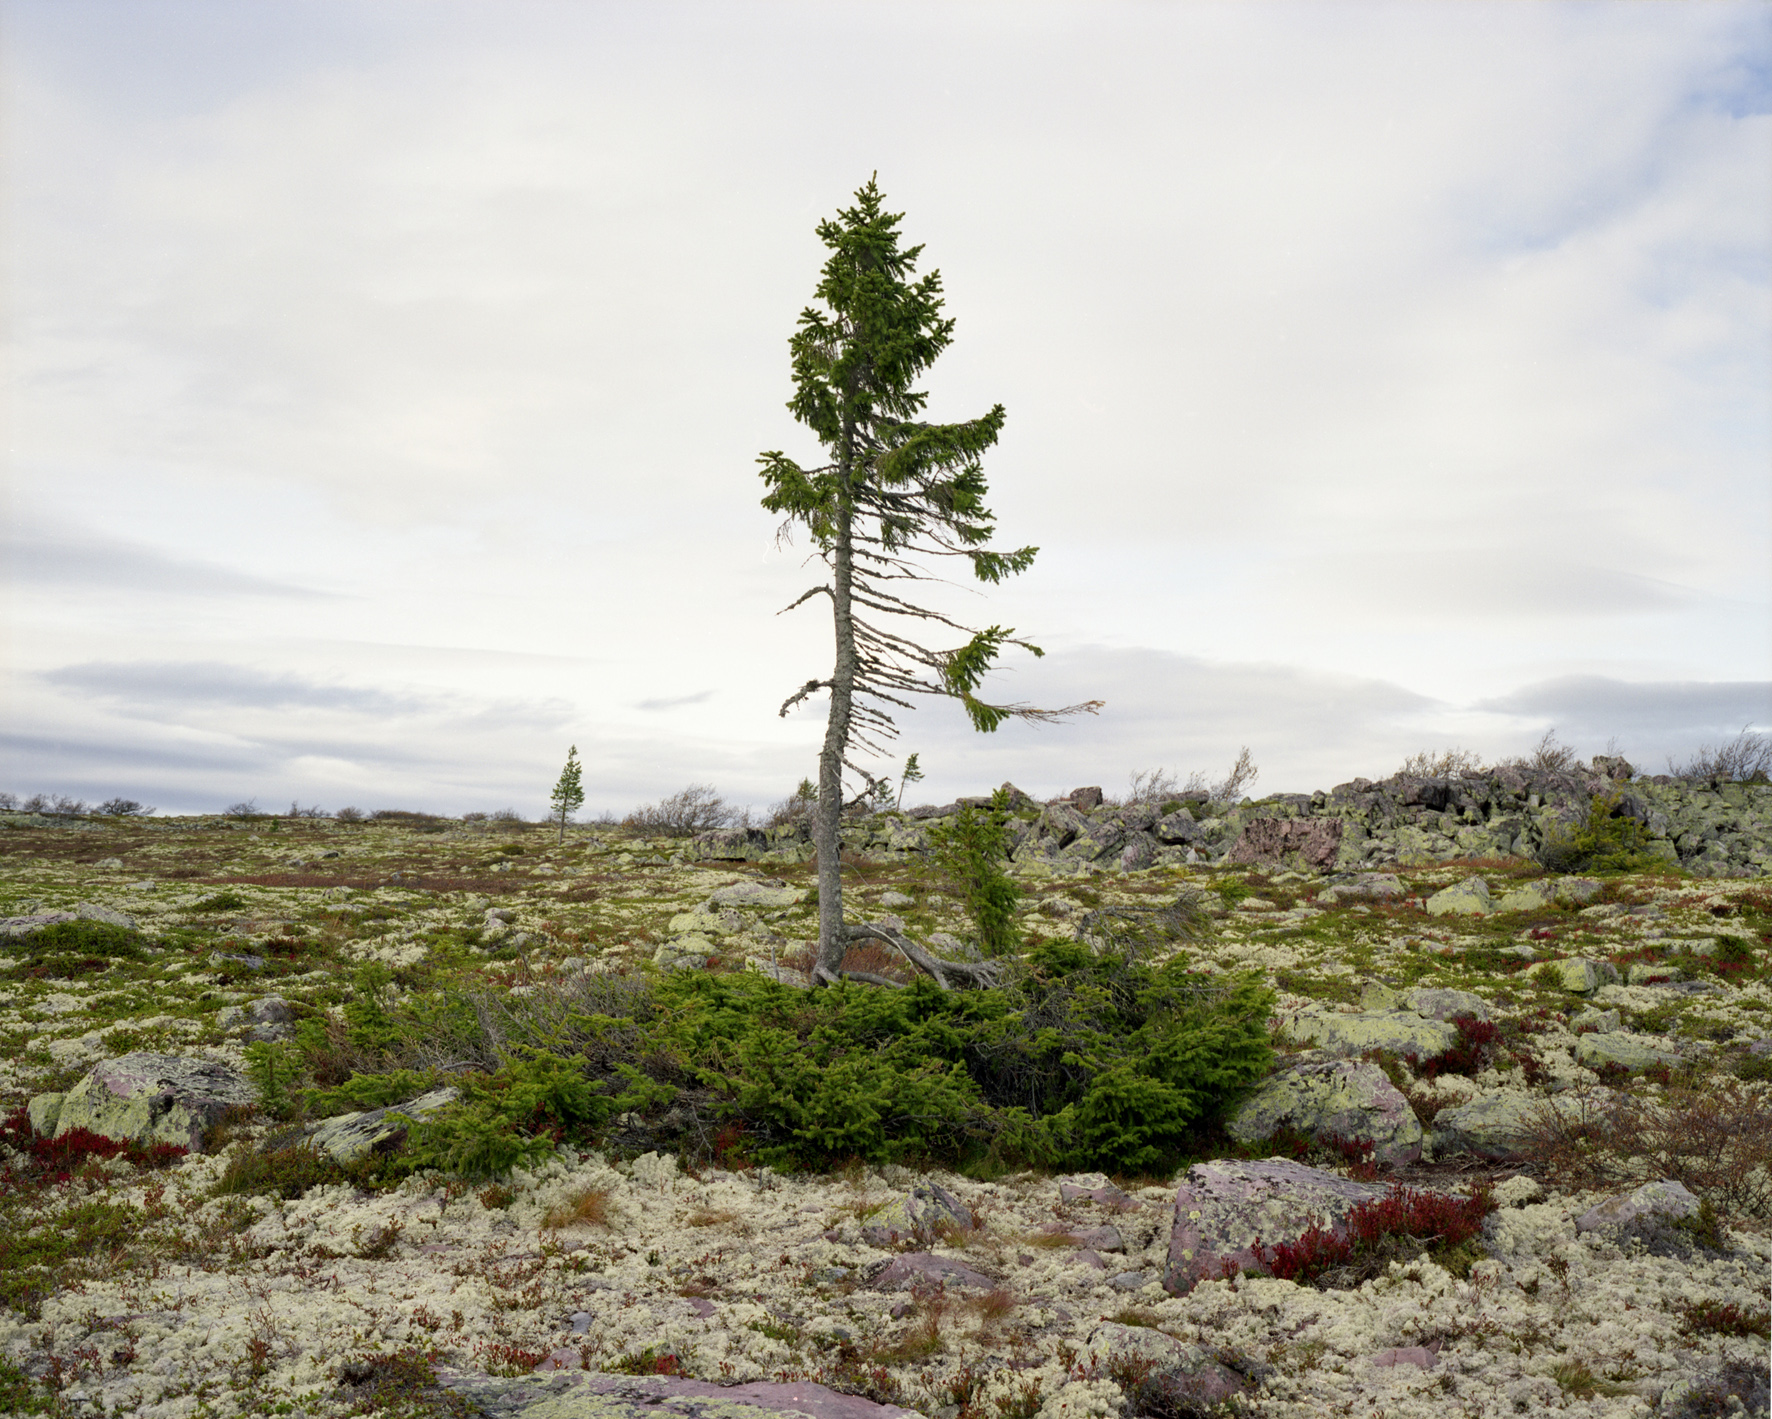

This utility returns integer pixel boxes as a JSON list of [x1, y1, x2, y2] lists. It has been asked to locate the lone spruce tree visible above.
[[759, 178, 1098, 989], [549, 745, 584, 842]]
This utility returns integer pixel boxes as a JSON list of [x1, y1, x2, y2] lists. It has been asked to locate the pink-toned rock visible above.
[[1072, 1248, 1109, 1271], [445, 1369, 925, 1419], [1370, 1347, 1437, 1369], [868, 1252, 995, 1292], [1225, 818, 1344, 870], [533, 1347, 587, 1372], [1162, 1158, 1392, 1296]]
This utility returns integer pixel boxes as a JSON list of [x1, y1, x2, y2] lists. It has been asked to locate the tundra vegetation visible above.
[[0, 748, 1769, 1417]]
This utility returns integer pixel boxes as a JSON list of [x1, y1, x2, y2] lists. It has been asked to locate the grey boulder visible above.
[[1163, 1158, 1394, 1295], [1226, 1057, 1423, 1167]]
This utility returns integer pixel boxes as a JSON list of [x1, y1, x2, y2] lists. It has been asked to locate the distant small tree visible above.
[[550, 746, 585, 842], [896, 752, 924, 810], [759, 178, 1099, 987]]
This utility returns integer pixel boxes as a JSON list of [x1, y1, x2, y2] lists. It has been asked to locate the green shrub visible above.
[[304, 1068, 441, 1117], [402, 1049, 652, 1179], [655, 941, 1273, 1174], [191, 891, 247, 913], [1538, 790, 1658, 874], [927, 790, 1021, 956]]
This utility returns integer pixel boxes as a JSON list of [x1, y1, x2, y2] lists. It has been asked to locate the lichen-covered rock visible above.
[[1431, 1090, 1593, 1159], [1569, 1007, 1622, 1033], [1317, 872, 1404, 904], [1548, 957, 1621, 993], [54, 1052, 256, 1152], [1425, 878, 1492, 915], [304, 1086, 460, 1164], [707, 882, 805, 909], [1225, 1058, 1423, 1166], [1494, 880, 1557, 913], [27, 1091, 64, 1136], [1627, 962, 1684, 985], [1056, 1176, 1141, 1210], [1279, 1009, 1457, 1060], [859, 1180, 973, 1245], [1573, 1031, 1680, 1073], [1400, 987, 1490, 1022], [1554, 877, 1604, 904], [1575, 1178, 1700, 1234], [1162, 1157, 1393, 1295], [1078, 1322, 1248, 1407]]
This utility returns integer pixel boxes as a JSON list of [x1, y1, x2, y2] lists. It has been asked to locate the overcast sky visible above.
[[3, 0, 1769, 818]]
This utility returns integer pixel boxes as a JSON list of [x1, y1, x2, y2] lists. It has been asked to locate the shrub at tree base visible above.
[[656, 943, 1274, 1173], [1250, 1184, 1496, 1286]]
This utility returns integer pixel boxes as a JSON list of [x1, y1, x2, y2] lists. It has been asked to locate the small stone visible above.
[[94, 857, 124, 870], [878, 890, 914, 908], [707, 881, 805, 908], [1554, 877, 1604, 905], [1106, 1270, 1153, 1291], [1627, 963, 1684, 985], [1402, 987, 1491, 1022], [1576, 1178, 1700, 1233], [861, 1180, 974, 1245], [1370, 1347, 1437, 1370], [869, 1252, 995, 1292]]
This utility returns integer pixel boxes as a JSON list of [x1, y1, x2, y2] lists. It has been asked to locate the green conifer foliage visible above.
[[550, 745, 585, 843]]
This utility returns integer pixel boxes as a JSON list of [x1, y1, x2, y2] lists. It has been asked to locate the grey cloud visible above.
[[7, 535, 335, 599], [41, 662, 430, 716], [635, 691, 717, 711], [1476, 676, 1772, 764]]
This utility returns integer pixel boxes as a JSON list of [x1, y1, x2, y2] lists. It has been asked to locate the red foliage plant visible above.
[[1408, 1015, 1501, 1081], [1252, 1184, 1495, 1284], [0, 1107, 187, 1191]]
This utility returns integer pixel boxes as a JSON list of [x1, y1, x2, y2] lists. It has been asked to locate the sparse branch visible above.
[[778, 679, 828, 717], [779, 585, 834, 614]]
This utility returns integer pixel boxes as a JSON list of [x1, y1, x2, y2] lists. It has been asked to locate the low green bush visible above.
[[1539, 790, 1658, 874]]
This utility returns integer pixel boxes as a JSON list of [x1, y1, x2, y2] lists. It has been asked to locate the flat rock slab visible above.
[[438, 1370, 922, 1419], [867, 1251, 995, 1292], [1226, 1058, 1423, 1167], [55, 1052, 255, 1152], [1163, 1158, 1392, 1295], [1431, 1090, 1597, 1160], [303, 1087, 461, 1164], [1280, 1010, 1457, 1060], [1426, 879, 1492, 916], [1573, 1032, 1681, 1073]]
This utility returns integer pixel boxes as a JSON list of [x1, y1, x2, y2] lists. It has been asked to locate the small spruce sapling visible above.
[[896, 752, 924, 810], [550, 745, 585, 843]]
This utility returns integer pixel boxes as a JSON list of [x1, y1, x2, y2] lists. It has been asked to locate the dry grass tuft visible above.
[[685, 1206, 738, 1228], [1519, 1075, 1772, 1217], [542, 1186, 612, 1230], [1022, 1230, 1078, 1250]]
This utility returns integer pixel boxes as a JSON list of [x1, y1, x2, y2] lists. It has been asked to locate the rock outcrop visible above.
[[43, 1052, 256, 1152], [690, 759, 1772, 878]]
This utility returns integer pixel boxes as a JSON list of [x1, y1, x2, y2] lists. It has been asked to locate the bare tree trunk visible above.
[[812, 443, 858, 987]]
